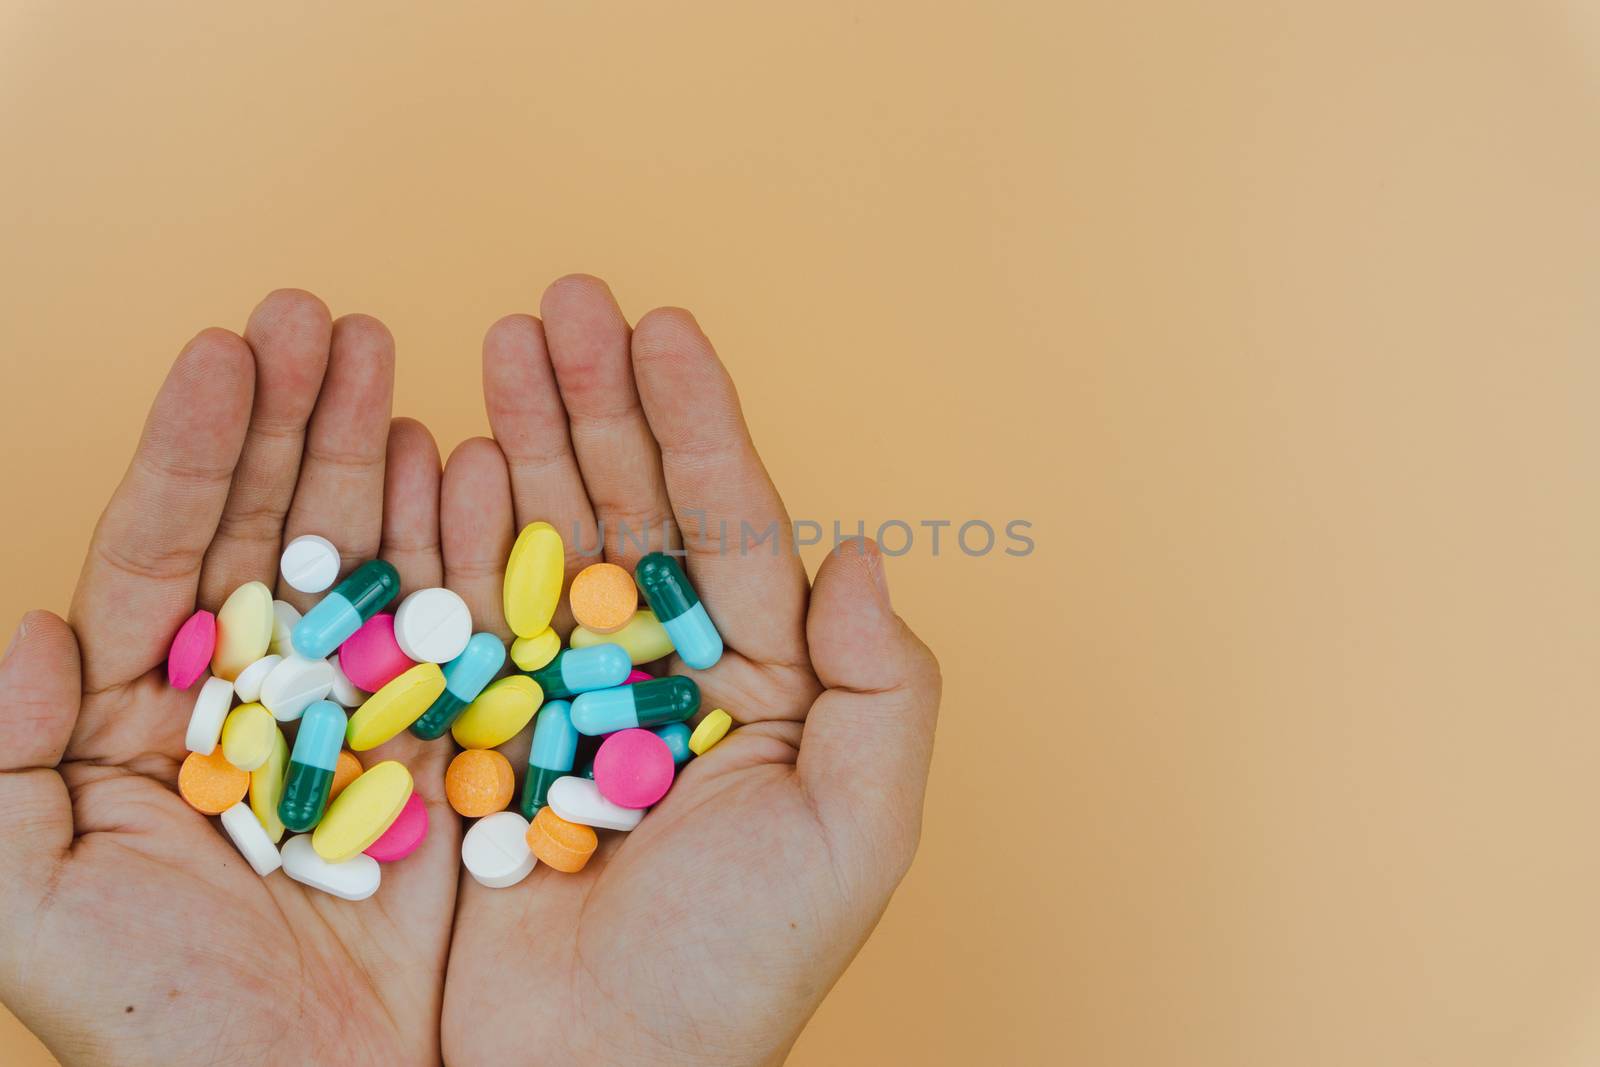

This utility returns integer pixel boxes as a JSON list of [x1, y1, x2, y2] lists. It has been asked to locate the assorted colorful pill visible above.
[[168, 523, 734, 899]]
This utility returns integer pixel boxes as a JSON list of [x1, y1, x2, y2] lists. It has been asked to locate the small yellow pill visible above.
[[221, 702, 276, 772], [212, 581, 274, 681], [346, 662, 446, 751], [451, 675, 542, 750], [311, 760, 413, 862], [504, 521, 565, 639], [570, 609, 674, 665], [509, 626, 562, 672], [250, 725, 289, 842], [689, 709, 733, 756]]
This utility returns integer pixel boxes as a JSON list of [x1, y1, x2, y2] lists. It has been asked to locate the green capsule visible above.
[[278, 700, 346, 832]]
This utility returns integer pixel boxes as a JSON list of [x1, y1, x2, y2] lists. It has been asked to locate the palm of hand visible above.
[[0, 294, 458, 1066], [438, 278, 937, 1066]]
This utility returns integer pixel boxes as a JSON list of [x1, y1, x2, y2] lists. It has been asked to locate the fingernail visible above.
[[864, 541, 892, 610]]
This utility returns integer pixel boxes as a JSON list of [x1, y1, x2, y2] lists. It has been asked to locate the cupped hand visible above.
[[438, 277, 941, 1066], [0, 292, 459, 1066]]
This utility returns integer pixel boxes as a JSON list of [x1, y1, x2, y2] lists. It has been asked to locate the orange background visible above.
[[3, 2, 1599, 1064]]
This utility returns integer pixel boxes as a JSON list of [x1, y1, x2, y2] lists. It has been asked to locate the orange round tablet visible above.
[[526, 805, 598, 873], [328, 750, 364, 802], [569, 563, 638, 635], [446, 749, 515, 817], [178, 749, 250, 815]]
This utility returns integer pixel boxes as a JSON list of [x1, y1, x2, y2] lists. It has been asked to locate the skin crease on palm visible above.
[[0, 277, 941, 1067]]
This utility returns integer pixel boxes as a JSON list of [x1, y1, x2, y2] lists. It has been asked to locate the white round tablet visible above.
[[269, 600, 303, 658], [232, 654, 282, 704], [547, 775, 644, 832], [461, 811, 537, 888], [393, 587, 472, 664], [221, 802, 283, 877], [281, 834, 380, 901], [185, 676, 235, 755], [326, 654, 367, 708], [259, 655, 335, 723], [280, 534, 342, 594]]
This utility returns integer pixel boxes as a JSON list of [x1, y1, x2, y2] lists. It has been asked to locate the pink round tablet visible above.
[[338, 613, 414, 693], [167, 610, 217, 689], [623, 670, 652, 685], [593, 729, 675, 809], [365, 792, 428, 862]]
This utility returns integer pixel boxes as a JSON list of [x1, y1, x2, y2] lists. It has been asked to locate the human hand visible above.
[[438, 277, 941, 1065], [0, 292, 460, 1065]]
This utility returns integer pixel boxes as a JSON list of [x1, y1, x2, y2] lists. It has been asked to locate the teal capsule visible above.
[[278, 700, 347, 832], [410, 633, 507, 740], [529, 645, 631, 700], [635, 553, 722, 670], [292, 560, 400, 659], [520, 700, 578, 817], [570, 676, 699, 736]]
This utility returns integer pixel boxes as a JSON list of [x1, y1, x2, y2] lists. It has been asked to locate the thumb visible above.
[[0, 611, 83, 873], [799, 538, 941, 886]]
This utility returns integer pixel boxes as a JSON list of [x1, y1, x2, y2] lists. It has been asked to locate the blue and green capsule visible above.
[[635, 553, 722, 670], [520, 700, 578, 817], [292, 559, 400, 659], [529, 644, 631, 700], [570, 676, 699, 736], [278, 699, 347, 832], [410, 633, 506, 740]]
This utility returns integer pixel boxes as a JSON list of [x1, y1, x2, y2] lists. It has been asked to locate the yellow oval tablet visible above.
[[571, 609, 674, 665], [346, 662, 446, 751], [221, 702, 276, 772], [509, 627, 561, 672], [213, 581, 274, 680], [250, 725, 289, 843], [451, 675, 543, 750], [311, 760, 413, 862], [503, 521, 564, 639], [689, 708, 733, 756]]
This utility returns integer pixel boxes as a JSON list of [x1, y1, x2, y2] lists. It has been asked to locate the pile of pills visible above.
[[168, 525, 734, 901]]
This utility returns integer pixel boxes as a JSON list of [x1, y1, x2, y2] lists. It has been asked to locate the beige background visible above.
[[3, 2, 1599, 1064]]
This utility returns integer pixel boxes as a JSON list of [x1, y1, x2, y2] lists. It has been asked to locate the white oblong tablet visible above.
[[280, 534, 341, 594], [547, 775, 644, 832], [269, 600, 303, 658], [232, 654, 282, 704], [185, 676, 235, 754], [462, 811, 537, 888], [394, 587, 473, 664], [326, 654, 367, 708], [281, 834, 380, 901], [221, 802, 283, 877], [259, 655, 335, 723]]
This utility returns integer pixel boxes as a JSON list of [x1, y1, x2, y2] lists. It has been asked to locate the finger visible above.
[[198, 289, 331, 607], [631, 306, 809, 667], [379, 418, 444, 596], [441, 437, 515, 640], [277, 314, 396, 610], [798, 539, 941, 886], [0, 612, 82, 882], [70, 328, 255, 691], [540, 275, 676, 568], [482, 312, 598, 620]]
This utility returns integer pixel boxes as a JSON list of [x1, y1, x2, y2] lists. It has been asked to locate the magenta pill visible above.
[[337, 613, 414, 693], [167, 610, 217, 689], [623, 670, 651, 685], [364, 792, 429, 862], [593, 728, 675, 809]]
